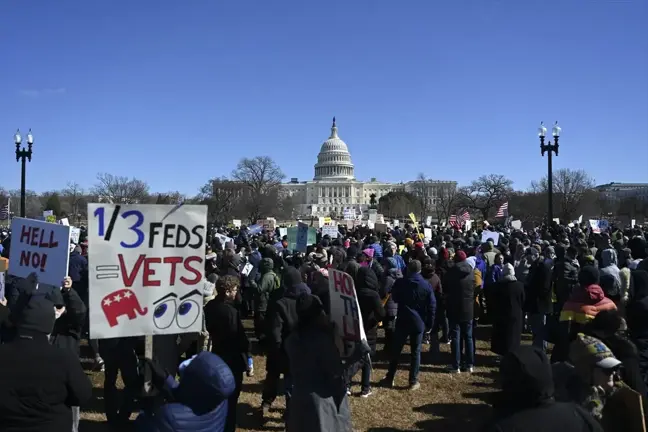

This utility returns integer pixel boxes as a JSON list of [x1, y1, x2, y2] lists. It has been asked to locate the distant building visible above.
[[595, 182, 648, 202], [281, 118, 457, 217]]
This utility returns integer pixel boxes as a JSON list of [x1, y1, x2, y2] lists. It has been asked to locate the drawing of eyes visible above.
[[177, 298, 200, 329], [152, 289, 202, 330], [153, 297, 177, 329]]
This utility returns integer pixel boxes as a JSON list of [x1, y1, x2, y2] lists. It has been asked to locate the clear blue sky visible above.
[[2, 1, 647, 196]]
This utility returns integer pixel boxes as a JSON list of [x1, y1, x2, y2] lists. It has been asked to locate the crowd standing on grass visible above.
[[0, 217, 647, 431]]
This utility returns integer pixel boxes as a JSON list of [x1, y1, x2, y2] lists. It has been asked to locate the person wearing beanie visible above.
[[285, 294, 352, 431], [443, 248, 477, 373], [382, 259, 436, 390], [551, 268, 617, 363], [0, 295, 92, 432]]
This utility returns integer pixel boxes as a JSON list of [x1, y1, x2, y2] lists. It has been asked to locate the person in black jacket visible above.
[[260, 267, 310, 422], [484, 346, 603, 432], [0, 294, 93, 432], [354, 267, 386, 397], [525, 248, 555, 351], [204, 275, 250, 432], [443, 251, 476, 373]]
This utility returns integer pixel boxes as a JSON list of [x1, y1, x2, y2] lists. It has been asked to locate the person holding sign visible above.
[[0, 294, 93, 432]]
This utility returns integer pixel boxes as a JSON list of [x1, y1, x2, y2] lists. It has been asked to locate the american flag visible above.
[[0, 203, 9, 220], [449, 210, 471, 229], [495, 202, 509, 218]]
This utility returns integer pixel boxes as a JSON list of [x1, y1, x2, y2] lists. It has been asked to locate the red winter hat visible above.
[[455, 251, 467, 262]]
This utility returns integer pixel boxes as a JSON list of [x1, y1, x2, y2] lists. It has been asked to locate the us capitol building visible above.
[[282, 118, 457, 218]]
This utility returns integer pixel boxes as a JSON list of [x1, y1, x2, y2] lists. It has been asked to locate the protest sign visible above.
[[375, 223, 388, 233], [287, 223, 315, 252], [59, 217, 70, 226], [232, 219, 241, 228], [589, 219, 601, 233], [511, 220, 522, 230], [278, 227, 288, 238], [70, 227, 81, 244], [248, 224, 263, 235], [328, 269, 368, 358], [213, 232, 234, 249], [481, 231, 500, 245], [8, 218, 71, 286], [88, 203, 207, 339], [393, 219, 400, 227], [343, 209, 355, 220], [322, 224, 339, 238]]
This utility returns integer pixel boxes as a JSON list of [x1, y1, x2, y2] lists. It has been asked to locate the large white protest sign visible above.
[[88, 204, 207, 339], [322, 224, 339, 238], [481, 231, 500, 245], [9, 218, 71, 286], [328, 269, 368, 358]]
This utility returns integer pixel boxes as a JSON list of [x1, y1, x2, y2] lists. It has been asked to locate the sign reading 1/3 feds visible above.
[[87, 203, 207, 339]]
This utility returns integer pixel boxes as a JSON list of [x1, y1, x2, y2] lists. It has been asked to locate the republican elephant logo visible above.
[[101, 289, 148, 327]]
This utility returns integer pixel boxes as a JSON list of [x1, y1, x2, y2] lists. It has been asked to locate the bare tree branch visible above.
[[91, 173, 150, 204]]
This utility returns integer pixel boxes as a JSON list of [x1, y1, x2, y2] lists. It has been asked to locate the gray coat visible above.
[[285, 325, 352, 432]]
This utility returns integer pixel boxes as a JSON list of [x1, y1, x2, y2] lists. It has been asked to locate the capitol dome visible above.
[[314, 117, 355, 181]]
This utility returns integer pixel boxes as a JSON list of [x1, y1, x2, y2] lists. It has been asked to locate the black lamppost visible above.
[[538, 121, 561, 224], [14, 129, 34, 218]]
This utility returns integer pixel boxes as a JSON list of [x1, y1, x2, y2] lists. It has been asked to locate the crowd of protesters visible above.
[[0, 218, 646, 431]]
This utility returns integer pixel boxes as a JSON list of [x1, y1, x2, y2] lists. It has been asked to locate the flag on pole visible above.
[[495, 202, 509, 218], [449, 210, 471, 229]]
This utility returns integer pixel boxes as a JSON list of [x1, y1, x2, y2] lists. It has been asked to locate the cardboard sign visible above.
[[481, 231, 500, 245], [8, 218, 71, 286], [328, 269, 368, 358], [322, 225, 339, 238], [70, 227, 81, 244], [88, 204, 207, 339]]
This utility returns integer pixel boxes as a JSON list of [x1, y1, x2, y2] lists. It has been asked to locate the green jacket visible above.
[[255, 258, 280, 312]]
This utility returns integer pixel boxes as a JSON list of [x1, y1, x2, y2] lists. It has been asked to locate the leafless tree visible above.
[[5, 189, 43, 219], [410, 173, 435, 220], [196, 177, 242, 223], [458, 174, 514, 220], [91, 173, 150, 204], [61, 182, 86, 224], [231, 156, 285, 222], [378, 191, 422, 219], [531, 168, 595, 221], [434, 183, 459, 223]]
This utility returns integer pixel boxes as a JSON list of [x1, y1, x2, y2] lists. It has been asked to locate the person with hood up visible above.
[[354, 267, 386, 397], [285, 294, 351, 432], [253, 257, 280, 345], [552, 267, 617, 363], [381, 260, 435, 390], [443, 251, 476, 373], [379, 256, 402, 354], [599, 249, 622, 304], [204, 275, 251, 432], [484, 346, 603, 432], [525, 245, 555, 351], [136, 351, 235, 432], [260, 267, 310, 422], [0, 294, 93, 432], [489, 263, 525, 358]]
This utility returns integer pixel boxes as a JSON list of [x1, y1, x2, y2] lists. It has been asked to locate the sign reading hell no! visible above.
[[88, 203, 207, 339], [328, 269, 368, 358]]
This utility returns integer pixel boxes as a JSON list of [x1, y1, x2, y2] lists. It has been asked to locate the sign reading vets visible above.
[[8, 218, 71, 286], [88, 203, 207, 339], [328, 269, 368, 358]]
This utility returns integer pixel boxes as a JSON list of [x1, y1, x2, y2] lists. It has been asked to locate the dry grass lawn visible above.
[[80, 323, 505, 432]]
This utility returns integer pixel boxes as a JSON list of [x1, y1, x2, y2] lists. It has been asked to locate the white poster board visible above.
[[481, 231, 500, 245], [214, 233, 234, 249], [232, 219, 242, 228], [328, 269, 368, 358], [88, 203, 207, 339], [511, 220, 522, 230], [322, 225, 339, 238], [8, 218, 71, 286], [70, 227, 81, 244]]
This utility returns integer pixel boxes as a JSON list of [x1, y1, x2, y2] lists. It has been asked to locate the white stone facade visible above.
[[282, 118, 456, 218]]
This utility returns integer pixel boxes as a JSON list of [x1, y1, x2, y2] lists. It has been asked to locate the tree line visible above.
[[2, 158, 646, 226], [379, 169, 648, 224]]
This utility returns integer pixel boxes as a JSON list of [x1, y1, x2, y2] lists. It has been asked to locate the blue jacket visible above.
[[136, 352, 235, 432], [370, 243, 383, 259], [391, 273, 436, 333]]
